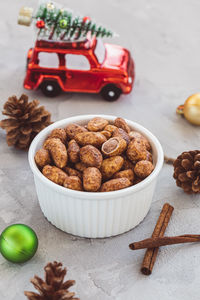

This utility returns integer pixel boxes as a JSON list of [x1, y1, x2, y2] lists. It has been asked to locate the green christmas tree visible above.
[[35, 1, 113, 41]]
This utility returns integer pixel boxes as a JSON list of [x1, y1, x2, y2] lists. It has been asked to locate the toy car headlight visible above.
[[128, 77, 132, 84]]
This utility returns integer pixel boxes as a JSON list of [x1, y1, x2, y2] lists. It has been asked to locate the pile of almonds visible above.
[[34, 117, 154, 192]]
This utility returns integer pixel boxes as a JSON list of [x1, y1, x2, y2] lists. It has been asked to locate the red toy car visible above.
[[24, 36, 134, 101]]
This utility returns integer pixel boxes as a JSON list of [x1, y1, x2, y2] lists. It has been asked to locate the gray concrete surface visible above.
[[0, 0, 200, 299]]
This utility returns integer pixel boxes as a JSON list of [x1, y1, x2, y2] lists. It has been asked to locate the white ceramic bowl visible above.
[[28, 115, 163, 238]]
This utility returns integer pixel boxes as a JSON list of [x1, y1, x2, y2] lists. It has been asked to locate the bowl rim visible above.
[[28, 114, 164, 200]]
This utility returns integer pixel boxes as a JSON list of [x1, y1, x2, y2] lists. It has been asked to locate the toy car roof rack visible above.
[[35, 35, 96, 50]]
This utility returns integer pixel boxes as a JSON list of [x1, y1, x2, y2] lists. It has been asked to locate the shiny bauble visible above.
[[59, 19, 68, 29], [83, 16, 91, 23], [36, 20, 45, 29], [0, 224, 38, 263], [176, 94, 200, 125]]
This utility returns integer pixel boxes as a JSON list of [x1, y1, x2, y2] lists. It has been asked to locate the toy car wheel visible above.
[[41, 81, 61, 97], [101, 84, 122, 101]]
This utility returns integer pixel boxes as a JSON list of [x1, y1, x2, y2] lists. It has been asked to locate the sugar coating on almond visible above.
[[101, 156, 124, 179], [43, 137, 59, 150], [63, 167, 82, 179], [114, 117, 131, 133], [83, 167, 102, 192], [134, 160, 154, 178], [49, 128, 67, 144], [122, 157, 135, 171], [113, 128, 130, 144], [75, 161, 88, 172], [87, 117, 109, 132], [35, 149, 51, 168], [129, 131, 151, 151], [68, 139, 80, 163], [75, 132, 107, 147], [63, 176, 83, 191], [146, 151, 153, 162], [43, 138, 68, 168], [101, 137, 127, 157], [102, 138, 118, 153], [113, 169, 135, 183], [65, 123, 87, 139], [126, 139, 147, 163], [100, 130, 112, 139], [42, 165, 67, 185], [80, 145, 103, 168], [100, 178, 131, 192], [104, 124, 118, 134]]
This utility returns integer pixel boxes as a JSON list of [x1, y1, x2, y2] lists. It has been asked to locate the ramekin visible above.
[[28, 115, 164, 238]]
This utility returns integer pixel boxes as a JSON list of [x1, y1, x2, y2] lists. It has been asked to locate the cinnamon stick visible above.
[[164, 155, 175, 165], [140, 203, 174, 275], [129, 234, 200, 250]]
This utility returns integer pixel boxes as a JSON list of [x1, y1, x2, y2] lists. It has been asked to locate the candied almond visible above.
[[113, 169, 135, 183], [44, 138, 67, 168], [43, 137, 58, 150], [146, 151, 153, 162], [104, 124, 118, 134], [100, 178, 131, 192], [101, 137, 127, 157], [65, 123, 87, 139], [87, 117, 109, 132], [75, 161, 88, 172], [126, 139, 147, 163], [100, 130, 112, 139], [80, 145, 103, 168], [83, 167, 102, 192], [63, 176, 83, 191], [75, 132, 106, 147], [35, 149, 51, 168], [114, 117, 131, 133], [42, 165, 67, 185], [68, 139, 80, 163], [113, 128, 130, 144], [122, 157, 135, 171], [101, 156, 124, 179], [129, 131, 151, 151], [63, 167, 82, 179], [134, 160, 154, 178], [49, 128, 67, 144]]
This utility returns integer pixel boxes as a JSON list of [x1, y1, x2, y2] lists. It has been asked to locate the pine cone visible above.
[[24, 261, 80, 300], [0, 94, 51, 150], [173, 150, 200, 194]]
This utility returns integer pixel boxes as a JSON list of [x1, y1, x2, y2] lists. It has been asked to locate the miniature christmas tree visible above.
[[19, 1, 113, 42]]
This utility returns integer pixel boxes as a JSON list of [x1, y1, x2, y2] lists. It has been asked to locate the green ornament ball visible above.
[[59, 19, 68, 29], [0, 224, 38, 263]]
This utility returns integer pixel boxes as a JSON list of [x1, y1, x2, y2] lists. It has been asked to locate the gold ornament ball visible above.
[[177, 93, 200, 125]]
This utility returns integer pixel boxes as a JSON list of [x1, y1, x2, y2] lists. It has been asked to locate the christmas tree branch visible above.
[[49, 10, 62, 40]]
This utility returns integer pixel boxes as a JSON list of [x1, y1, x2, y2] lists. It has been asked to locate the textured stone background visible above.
[[0, 0, 200, 299]]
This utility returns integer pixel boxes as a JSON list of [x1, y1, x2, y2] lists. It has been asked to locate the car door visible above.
[[64, 53, 101, 92]]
